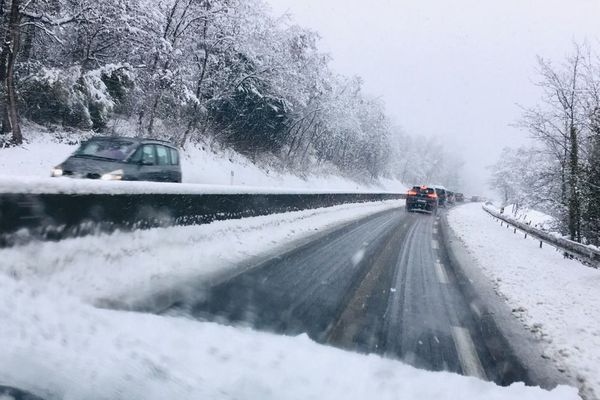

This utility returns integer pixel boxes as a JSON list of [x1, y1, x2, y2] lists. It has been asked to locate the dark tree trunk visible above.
[[4, 0, 22, 145], [0, 0, 8, 136], [567, 126, 581, 242], [21, 5, 35, 62], [182, 1, 211, 146], [583, 134, 600, 245]]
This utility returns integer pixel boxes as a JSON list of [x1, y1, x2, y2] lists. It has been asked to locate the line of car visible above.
[[405, 185, 466, 215]]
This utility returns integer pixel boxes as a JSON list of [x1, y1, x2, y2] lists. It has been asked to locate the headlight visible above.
[[51, 167, 63, 177], [100, 169, 124, 181]]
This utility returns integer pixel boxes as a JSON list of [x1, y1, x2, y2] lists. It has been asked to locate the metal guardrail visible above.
[[482, 205, 600, 269], [0, 192, 406, 246]]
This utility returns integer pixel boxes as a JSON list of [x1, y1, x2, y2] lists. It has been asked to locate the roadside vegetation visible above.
[[490, 45, 600, 246]]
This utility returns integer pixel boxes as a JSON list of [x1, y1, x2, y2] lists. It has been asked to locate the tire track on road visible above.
[[174, 208, 535, 387]]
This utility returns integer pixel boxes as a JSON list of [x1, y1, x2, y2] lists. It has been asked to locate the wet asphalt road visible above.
[[172, 207, 533, 386]]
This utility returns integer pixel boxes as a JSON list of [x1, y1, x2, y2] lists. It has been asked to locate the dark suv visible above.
[[51, 136, 182, 183], [406, 185, 439, 214]]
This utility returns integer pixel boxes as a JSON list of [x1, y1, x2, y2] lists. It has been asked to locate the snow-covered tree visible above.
[[500, 44, 600, 244], [518, 48, 587, 241]]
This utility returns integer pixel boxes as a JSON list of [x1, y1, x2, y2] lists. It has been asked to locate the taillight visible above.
[[408, 190, 417, 196], [428, 193, 438, 199]]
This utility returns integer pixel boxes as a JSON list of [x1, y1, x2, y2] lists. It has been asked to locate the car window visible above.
[[75, 139, 136, 161], [156, 145, 170, 166], [129, 146, 142, 163], [169, 148, 179, 166], [141, 145, 156, 165], [80, 142, 99, 156]]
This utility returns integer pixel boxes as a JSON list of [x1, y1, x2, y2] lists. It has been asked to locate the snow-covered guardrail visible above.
[[482, 205, 600, 269], [0, 189, 406, 246]]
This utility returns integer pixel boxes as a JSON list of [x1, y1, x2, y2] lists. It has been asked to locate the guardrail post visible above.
[[540, 241, 543, 248]]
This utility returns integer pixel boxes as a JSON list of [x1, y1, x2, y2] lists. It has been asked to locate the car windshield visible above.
[[74, 139, 136, 161], [0, 1, 597, 400]]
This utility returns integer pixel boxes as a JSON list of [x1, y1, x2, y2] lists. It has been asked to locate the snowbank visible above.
[[492, 203, 556, 231], [0, 130, 75, 178], [180, 143, 406, 191], [449, 203, 600, 399], [0, 127, 407, 193]]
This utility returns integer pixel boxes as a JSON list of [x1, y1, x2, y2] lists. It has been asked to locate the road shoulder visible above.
[[440, 207, 571, 391]]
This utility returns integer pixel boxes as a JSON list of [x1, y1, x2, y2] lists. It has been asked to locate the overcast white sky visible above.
[[266, 0, 600, 194]]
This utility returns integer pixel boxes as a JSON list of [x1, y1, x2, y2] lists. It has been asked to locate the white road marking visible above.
[[451, 326, 486, 379], [351, 248, 366, 266], [470, 302, 482, 318], [433, 228, 438, 234], [435, 262, 449, 284], [432, 239, 440, 250]]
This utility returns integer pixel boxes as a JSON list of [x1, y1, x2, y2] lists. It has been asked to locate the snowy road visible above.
[[165, 208, 540, 387]]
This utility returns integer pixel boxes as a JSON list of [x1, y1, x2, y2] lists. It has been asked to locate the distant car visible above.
[[406, 185, 438, 214], [446, 191, 456, 206], [51, 136, 182, 183], [432, 186, 447, 207], [455, 193, 465, 202], [471, 196, 481, 202]]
